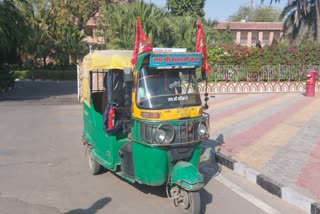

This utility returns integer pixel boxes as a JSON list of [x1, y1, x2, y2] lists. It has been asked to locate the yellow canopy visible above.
[[83, 50, 133, 71], [81, 50, 133, 106]]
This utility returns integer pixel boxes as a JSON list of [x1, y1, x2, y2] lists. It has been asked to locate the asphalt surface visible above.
[[0, 80, 307, 214]]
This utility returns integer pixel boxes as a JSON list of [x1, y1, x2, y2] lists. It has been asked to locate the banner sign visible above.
[[149, 53, 202, 67]]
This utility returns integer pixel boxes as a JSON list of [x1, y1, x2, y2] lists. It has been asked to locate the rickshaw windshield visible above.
[[137, 66, 201, 109]]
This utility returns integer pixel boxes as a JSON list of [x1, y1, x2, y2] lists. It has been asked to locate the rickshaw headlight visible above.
[[154, 124, 175, 144], [198, 122, 208, 138], [155, 129, 166, 143]]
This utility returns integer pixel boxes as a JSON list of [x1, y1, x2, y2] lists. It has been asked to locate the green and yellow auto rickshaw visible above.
[[81, 19, 210, 214]]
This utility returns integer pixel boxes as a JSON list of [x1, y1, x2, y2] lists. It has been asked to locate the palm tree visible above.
[[98, 0, 218, 50], [281, 0, 317, 43], [264, 0, 320, 41], [99, 1, 170, 49]]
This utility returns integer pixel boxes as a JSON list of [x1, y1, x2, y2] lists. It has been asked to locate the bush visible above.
[[0, 64, 15, 89], [208, 41, 320, 71], [204, 41, 320, 82]]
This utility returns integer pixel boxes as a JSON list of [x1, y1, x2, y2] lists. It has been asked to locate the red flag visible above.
[[131, 17, 153, 66], [195, 20, 211, 74]]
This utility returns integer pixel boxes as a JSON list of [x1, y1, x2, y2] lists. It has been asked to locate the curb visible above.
[[215, 152, 320, 214]]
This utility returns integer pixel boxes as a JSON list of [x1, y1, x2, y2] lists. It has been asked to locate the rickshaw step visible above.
[[116, 172, 135, 183]]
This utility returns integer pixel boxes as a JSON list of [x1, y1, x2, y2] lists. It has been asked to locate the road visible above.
[[0, 81, 305, 214]]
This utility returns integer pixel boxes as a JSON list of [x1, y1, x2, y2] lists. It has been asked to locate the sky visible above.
[[149, 0, 287, 21]]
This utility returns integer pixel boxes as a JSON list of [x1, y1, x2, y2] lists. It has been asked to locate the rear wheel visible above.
[[171, 186, 201, 214], [85, 146, 103, 175]]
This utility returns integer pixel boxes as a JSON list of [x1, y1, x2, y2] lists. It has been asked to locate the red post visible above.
[[305, 69, 318, 97]]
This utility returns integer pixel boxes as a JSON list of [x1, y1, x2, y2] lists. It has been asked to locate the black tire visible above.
[[174, 188, 201, 214], [85, 146, 103, 175]]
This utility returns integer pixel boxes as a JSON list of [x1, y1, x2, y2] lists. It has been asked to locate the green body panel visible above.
[[83, 101, 127, 171], [82, 103, 94, 143], [170, 161, 204, 191], [132, 142, 169, 186], [187, 143, 202, 167]]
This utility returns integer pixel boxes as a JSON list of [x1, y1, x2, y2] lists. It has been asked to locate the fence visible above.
[[206, 65, 320, 82]]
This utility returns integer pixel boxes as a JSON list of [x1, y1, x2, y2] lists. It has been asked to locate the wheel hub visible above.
[[170, 186, 190, 210]]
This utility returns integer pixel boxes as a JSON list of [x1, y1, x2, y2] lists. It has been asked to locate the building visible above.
[[215, 21, 283, 47], [84, 12, 105, 45], [83, 0, 133, 45]]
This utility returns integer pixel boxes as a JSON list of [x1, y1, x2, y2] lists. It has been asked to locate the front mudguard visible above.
[[170, 161, 204, 191]]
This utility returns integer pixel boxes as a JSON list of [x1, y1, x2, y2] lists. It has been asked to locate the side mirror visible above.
[[124, 67, 133, 82]]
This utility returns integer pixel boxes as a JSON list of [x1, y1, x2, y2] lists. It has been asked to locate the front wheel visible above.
[[85, 146, 103, 175], [171, 186, 201, 214]]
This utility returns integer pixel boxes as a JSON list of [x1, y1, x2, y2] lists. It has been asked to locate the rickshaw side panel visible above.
[[83, 102, 94, 143], [83, 101, 117, 170]]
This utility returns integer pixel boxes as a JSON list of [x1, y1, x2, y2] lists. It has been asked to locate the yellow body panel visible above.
[[81, 50, 133, 106], [131, 91, 202, 120]]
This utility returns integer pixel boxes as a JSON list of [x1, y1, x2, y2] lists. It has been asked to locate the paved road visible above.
[[0, 81, 305, 214]]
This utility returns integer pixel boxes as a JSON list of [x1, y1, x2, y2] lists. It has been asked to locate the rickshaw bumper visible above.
[[170, 161, 204, 191]]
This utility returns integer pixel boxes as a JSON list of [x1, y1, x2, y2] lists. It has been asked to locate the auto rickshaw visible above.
[[81, 19, 210, 214]]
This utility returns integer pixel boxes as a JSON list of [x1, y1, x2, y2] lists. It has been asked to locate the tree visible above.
[[18, 0, 107, 66], [263, 0, 320, 41], [228, 5, 282, 22], [228, 6, 253, 21], [280, 1, 316, 43], [99, 1, 176, 49], [253, 6, 282, 21], [0, 0, 29, 64], [166, 0, 206, 17], [98, 1, 217, 51]]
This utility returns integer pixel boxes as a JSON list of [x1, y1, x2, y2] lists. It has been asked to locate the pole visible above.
[[77, 64, 80, 102]]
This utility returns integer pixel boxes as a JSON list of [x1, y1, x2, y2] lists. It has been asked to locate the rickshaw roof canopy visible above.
[[83, 50, 133, 71]]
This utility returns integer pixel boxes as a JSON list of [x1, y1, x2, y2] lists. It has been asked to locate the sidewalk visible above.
[[206, 92, 320, 214]]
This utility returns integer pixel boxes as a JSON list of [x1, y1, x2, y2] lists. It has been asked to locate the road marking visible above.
[[215, 174, 281, 214]]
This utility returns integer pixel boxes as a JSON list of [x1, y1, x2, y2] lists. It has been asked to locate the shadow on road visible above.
[[0, 81, 77, 102], [199, 134, 225, 214], [130, 182, 168, 198], [200, 134, 224, 184], [64, 197, 112, 214]]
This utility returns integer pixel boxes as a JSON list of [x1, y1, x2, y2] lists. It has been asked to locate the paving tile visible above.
[[209, 93, 320, 205]]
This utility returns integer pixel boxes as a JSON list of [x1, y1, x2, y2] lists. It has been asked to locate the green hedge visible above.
[[0, 72, 15, 89], [14, 69, 77, 81], [207, 42, 320, 75], [0, 64, 15, 90]]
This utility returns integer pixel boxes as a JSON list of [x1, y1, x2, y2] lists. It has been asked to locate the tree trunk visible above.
[[43, 56, 47, 67]]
